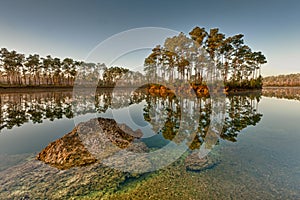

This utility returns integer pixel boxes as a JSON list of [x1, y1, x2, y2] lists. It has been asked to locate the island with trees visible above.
[[144, 26, 267, 95]]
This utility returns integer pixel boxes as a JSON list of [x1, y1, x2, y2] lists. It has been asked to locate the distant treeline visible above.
[[263, 73, 300, 87], [0, 48, 80, 86], [0, 48, 141, 87]]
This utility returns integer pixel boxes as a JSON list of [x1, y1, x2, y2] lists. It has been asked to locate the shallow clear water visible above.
[[0, 88, 299, 199]]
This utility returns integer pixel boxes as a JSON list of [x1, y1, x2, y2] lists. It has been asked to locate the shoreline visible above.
[[0, 86, 74, 93], [262, 86, 300, 88], [1, 85, 297, 94]]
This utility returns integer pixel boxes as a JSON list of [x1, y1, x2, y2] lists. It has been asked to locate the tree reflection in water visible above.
[[141, 90, 263, 150], [0, 89, 263, 150], [262, 87, 300, 101], [0, 91, 74, 130]]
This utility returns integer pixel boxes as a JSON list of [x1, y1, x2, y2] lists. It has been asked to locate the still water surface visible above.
[[0, 87, 299, 199]]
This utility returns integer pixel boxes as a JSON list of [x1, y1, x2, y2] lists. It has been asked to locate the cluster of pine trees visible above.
[[144, 26, 267, 90]]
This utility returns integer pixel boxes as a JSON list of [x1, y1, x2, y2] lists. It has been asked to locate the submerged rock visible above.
[[185, 152, 219, 172], [0, 159, 133, 199]]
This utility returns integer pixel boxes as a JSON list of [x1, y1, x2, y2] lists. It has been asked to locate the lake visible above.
[[0, 87, 299, 199]]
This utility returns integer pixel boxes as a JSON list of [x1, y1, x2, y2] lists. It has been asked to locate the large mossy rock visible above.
[[36, 127, 97, 170], [37, 117, 144, 170]]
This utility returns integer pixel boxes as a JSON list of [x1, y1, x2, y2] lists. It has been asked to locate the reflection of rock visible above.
[[37, 117, 145, 170], [184, 152, 219, 172]]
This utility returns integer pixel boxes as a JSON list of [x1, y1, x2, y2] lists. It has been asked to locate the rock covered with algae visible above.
[[37, 117, 145, 170]]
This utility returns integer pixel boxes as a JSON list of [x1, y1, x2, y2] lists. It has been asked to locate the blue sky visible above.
[[0, 0, 299, 76]]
